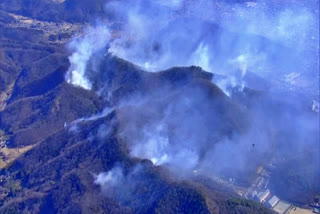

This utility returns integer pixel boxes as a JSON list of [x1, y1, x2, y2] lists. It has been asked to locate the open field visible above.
[[288, 207, 313, 214], [0, 145, 35, 169]]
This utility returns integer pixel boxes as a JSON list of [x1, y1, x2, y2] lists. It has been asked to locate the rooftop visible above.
[[267, 195, 279, 208]]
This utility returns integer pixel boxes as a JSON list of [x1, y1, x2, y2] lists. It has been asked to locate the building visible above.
[[255, 189, 270, 203], [257, 166, 263, 174], [312, 100, 319, 112], [251, 190, 258, 198], [267, 195, 279, 208], [0, 141, 6, 149], [258, 177, 265, 188]]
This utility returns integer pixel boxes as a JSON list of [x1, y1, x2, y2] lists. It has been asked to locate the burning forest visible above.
[[0, 0, 319, 213]]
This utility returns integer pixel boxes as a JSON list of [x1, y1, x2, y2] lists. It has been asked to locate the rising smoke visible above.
[[66, 26, 110, 90], [66, 0, 318, 96], [65, 0, 319, 202], [94, 163, 169, 212]]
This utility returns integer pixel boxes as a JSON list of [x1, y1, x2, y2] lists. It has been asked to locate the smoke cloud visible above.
[[65, 0, 319, 204], [94, 164, 166, 212], [94, 166, 125, 191], [65, 26, 111, 89], [104, 0, 318, 94], [66, 0, 318, 98]]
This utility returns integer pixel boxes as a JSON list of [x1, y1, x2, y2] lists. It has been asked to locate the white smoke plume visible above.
[[65, 26, 111, 89], [93, 164, 161, 212], [94, 166, 124, 190], [68, 107, 114, 134], [65, 0, 319, 202], [65, 0, 318, 100]]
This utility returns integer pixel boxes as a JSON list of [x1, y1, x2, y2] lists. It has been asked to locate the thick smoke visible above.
[[66, 0, 319, 203], [116, 82, 273, 178], [65, 26, 110, 89], [105, 0, 318, 95], [66, 0, 318, 97]]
